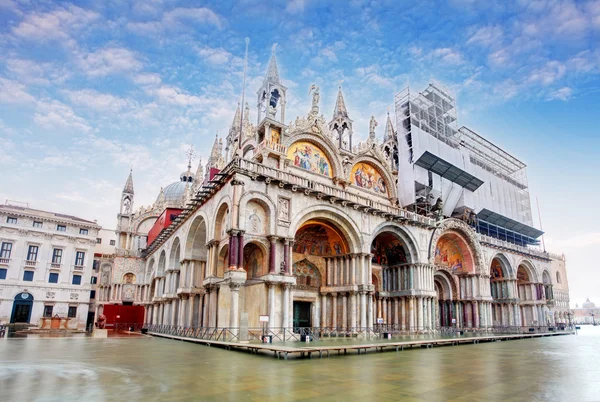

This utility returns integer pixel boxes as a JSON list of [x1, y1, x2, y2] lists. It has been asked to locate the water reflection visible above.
[[1, 327, 599, 401]]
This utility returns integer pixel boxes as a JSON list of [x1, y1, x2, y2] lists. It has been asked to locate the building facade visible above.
[[106, 50, 570, 336], [0, 203, 100, 329], [573, 299, 599, 324]]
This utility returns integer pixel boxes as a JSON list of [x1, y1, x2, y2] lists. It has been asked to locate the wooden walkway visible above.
[[148, 331, 573, 360]]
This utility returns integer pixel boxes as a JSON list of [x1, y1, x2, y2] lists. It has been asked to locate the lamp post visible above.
[[591, 311, 596, 326]]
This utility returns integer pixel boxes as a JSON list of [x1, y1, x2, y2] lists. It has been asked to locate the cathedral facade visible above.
[[97, 50, 570, 336]]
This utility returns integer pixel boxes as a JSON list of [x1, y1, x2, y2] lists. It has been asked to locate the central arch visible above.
[[434, 270, 456, 328]]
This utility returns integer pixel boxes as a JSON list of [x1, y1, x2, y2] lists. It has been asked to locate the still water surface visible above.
[[1, 327, 599, 402]]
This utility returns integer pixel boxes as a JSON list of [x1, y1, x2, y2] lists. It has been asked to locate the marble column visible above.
[[268, 236, 277, 274], [350, 292, 357, 330], [268, 282, 275, 329], [237, 232, 244, 271], [283, 283, 291, 329], [342, 293, 348, 330], [360, 292, 367, 329], [321, 293, 328, 327], [229, 283, 241, 330], [331, 293, 338, 329], [367, 293, 374, 329], [401, 298, 406, 331]]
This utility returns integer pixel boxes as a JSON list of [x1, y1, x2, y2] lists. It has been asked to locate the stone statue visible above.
[[369, 116, 378, 137], [309, 84, 320, 114]]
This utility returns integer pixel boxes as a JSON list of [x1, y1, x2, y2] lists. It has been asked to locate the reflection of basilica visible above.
[[98, 48, 570, 335]]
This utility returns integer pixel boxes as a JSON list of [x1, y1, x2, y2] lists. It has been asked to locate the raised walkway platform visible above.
[[148, 330, 573, 360]]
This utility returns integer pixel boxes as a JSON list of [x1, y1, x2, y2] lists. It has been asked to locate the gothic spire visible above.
[[333, 86, 349, 119], [231, 103, 241, 129], [384, 111, 395, 142], [123, 169, 134, 194], [263, 44, 281, 85]]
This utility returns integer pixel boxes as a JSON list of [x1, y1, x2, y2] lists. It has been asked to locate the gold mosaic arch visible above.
[[287, 141, 333, 178], [349, 161, 388, 196], [428, 219, 484, 275]]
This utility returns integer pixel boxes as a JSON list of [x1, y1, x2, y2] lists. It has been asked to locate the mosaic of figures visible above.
[[243, 243, 264, 278], [123, 272, 136, 284], [517, 266, 530, 282], [434, 236, 469, 274], [371, 233, 408, 265], [288, 142, 332, 177], [292, 223, 346, 256], [293, 259, 321, 289], [491, 259, 504, 279], [351, 162, 387, 195]]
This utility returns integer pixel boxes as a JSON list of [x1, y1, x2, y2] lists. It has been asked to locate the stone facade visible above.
[[110, 50, 570, 335], [0, 204, 100, 329]]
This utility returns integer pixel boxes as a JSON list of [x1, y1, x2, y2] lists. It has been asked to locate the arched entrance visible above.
[[243, 242, 266, 279], [292, 259, 322, 328], [434, 271, 455, 328], [517, 263, 538, 326], [490, 256, 515, 326], [11, 292, 34, 323]]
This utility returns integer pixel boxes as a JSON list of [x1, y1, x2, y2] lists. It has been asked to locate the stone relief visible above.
[[278, 197, 290, 222]]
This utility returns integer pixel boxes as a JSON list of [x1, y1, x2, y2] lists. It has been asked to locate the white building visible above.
[[0, 202, 100, 329]]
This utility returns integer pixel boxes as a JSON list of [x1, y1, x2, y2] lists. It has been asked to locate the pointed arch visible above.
[[349, 155, 397, 200]]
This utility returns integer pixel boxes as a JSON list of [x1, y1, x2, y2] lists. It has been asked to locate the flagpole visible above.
[[239, 37, 250, 152]]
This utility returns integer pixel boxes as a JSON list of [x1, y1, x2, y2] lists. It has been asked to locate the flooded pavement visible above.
[[1, 327, 599, 402]]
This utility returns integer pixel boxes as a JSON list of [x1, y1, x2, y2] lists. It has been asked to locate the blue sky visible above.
[[1, 0, 599, 306]]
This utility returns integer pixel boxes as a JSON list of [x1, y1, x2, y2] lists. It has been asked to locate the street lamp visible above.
[[591, 311, 596, 326]]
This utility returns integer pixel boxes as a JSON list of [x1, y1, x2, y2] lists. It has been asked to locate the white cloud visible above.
[[11, 4, 99, 42], [147, 85, 210, 108], [197, 46, 233, 65], [5, 59, 70, 86], [162, 7, 223, 29], [286, 0, 307, 13], [63, 89, 135, 113], [77, 47, 143, 77], [126, 21, 164, 36], [467, 25, 503, 47], [430, 48, 464, 65], [34, 100, 91, 133], [527, 61, 566, 86], [133, 73, 162, 86], [547, 87, 573, 101], [0, 78, 36, 104]]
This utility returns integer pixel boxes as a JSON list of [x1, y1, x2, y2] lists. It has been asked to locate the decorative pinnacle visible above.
[[186, 145, 195, 170]]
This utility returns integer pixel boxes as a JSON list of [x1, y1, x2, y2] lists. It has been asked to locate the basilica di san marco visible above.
[[95, 49, 570, 343]]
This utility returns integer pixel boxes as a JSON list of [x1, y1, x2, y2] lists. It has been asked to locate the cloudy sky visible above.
[[1, 0, 599, 307]]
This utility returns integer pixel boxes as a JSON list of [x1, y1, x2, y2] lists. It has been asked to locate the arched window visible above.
[[556, 271, 561, 283]]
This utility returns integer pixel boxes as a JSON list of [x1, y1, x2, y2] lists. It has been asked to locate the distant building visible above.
[[0, 202, 100, 329], [573, 299, 600, 324]]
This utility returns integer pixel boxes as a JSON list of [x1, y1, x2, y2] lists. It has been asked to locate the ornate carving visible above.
[[46, 292, 55, 299], [70, 293, 79, 300], [277, 196, 290, 222], [429, 218, 485, 274]]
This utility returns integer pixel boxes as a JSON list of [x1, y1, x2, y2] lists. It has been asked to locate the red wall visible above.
[[147, 208, 183, 246], [103, 305, 145, 327]]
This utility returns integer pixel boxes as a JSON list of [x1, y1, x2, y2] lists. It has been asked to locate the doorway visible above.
[[11, 293, 34, 323], [293, 301, 311, 329]]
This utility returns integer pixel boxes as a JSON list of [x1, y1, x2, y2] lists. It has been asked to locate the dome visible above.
[[160, 181, 188, 205], [583, 298, 596, 309]]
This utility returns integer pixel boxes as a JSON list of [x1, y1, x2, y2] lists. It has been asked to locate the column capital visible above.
[[283, 237, 295, 244], [229, 282, 243, 291], [267, 235, 280, 243], [283, 282, 293, 290], [227, 229, 241, 237], [206, 239, 219, 248]]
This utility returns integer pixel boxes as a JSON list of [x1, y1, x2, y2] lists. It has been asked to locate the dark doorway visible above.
[[293, 301, 311, 329], [11, 293, 34, 323]]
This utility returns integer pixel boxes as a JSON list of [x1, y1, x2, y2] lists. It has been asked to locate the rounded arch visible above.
[[542, 269, 552, 284], [168, 237, 182, 270], [288, 205, 362, 254], [429, 219, 483, 274], [213, 198, 231, 242], [371, 222, 419, 264], [157, 250, 167, 277], [146, 258, 155, 282], [349, 156, 397, 200], [434, 270, 456, 301], [284, 132, 343, 178], [239, 192, 276, 234], [243, 240, 268, 279], [490, 253, 513, 279], [516, 259, 538, 283], [184, 213, 209, 260], [123, 272, 136, 284], [433, 231, 475, 275], [293, 258, 322, 290]]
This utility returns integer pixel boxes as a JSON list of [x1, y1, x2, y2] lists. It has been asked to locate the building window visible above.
[[96, 238, 102, 244], [49, 272, 59, 283], [33, 221, 43, 228], [80, 228, 88, 235], [7, 217, 17, 224], [43, 305, 53, 318], [75, 251, 85, 266], [52, 248, 63, 264], [23, 271, 34, 281], [93, 260, 99, 270], [57, 225, 66, 232], [90, 290, 96, 299], [110, 240, 116, 246], [68, 306, 77, 318], [72, 275, 82, 285], [27, 245, 39, 261], [0, 242, 12, 259], [556, 272, 561, 283], [0, 268, 6, 279], [91, 276, 97, 284]]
